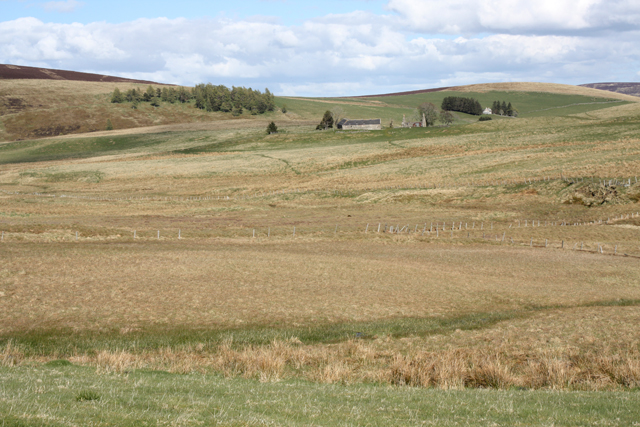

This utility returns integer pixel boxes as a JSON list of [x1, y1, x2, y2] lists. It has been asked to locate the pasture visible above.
[[1, 81, 640, 425]]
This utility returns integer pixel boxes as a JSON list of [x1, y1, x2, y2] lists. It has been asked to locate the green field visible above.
[[2, 365, 640, 426]]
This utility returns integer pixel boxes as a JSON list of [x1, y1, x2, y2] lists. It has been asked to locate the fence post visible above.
[[134, 230, 136, 239], [268, 227, 270, 237], [75, 231, 78, 241], [158, 230, 160, 239], [562, 240, 564, 249], [366, 224, 369, 233], [530, 238, 533, 247], [378, 223, 381, 233], [293, 227, 296, 237], [178, 229, 181, 239]]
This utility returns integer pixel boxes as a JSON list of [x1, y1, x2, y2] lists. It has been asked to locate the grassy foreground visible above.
[[1, 364, 639, 426]]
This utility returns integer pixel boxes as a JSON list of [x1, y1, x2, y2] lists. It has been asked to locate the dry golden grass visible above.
[[1, 89, 640, 390], [3, 306, 638, 390], [1, 240, 639, 334]]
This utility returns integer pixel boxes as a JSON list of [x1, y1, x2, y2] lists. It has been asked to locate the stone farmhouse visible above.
[[336, 118, 382, 130]]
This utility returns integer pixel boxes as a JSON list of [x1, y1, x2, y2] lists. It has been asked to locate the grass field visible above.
[[1, 81, 640, 425]]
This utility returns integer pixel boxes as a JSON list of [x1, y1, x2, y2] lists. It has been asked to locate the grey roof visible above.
[[341, 119, 381, 126]]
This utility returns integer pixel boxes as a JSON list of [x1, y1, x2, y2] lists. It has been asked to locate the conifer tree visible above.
[[267, 121, 278, 134], [111, 88, 124, 103]]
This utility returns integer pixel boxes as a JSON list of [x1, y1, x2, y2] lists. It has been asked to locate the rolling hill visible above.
[[581, 82, 640, 97], [1, 65, 638, 143], [0, 63, 163, 84]]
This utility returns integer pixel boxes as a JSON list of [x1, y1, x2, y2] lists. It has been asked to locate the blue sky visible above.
[[1, 0, 389, 25], [1, 0, 639, 96]]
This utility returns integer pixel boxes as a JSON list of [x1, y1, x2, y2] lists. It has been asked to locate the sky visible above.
[[1, 0, 639, 96]]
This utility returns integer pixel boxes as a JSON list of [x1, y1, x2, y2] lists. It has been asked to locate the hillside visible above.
[[1, 73, 637, 142], [0, 63, 162, 84], [581, 82, 640, 97]]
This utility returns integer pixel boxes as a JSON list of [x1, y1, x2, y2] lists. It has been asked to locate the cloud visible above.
[[42, 0, 84, 13], [385, 0, 640, 35], [1, 5, 639, 96]]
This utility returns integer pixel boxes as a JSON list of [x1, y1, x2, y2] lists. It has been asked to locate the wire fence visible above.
[[2, 212, 639, 258]]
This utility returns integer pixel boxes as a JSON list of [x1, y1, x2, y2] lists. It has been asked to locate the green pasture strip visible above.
[[346, 91, 631, 118], [0, 133, 176, 165], [3, 300, 638, 356], [1, 366, 639, 426]]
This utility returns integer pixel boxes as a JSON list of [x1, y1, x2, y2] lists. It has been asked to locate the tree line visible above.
[[491, 100, 516, 116], [440, 96, 483, 115], [111, 86, 191, 108], [111, 84, 276, 116], [192, 84, 276, 115]]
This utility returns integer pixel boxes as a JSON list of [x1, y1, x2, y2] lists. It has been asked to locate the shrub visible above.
[[479, 116, 492, 121], [267, 121, 278, 134], [105, 119, 113, 130], [76, 390, 100, 402]]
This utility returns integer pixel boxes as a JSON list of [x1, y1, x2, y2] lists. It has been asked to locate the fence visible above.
[[2, 211, 639, 258]]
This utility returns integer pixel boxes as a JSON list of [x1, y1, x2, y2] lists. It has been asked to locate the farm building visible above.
[[336, 118, 382, 130], [483, 107, 492, 114]]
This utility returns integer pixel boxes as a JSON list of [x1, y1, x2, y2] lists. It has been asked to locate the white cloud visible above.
[[1, 3, 639, 96], [386, 0, 640, 34], [42, 0, 84, 13]]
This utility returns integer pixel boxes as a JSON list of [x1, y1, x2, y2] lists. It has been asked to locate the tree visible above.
[[143, 86, 155, 102], [111, 88, 124, 103], [501, 101, 507, 116], [418, 102, 438, 126], [439, 110, 454, 126], [506, 102, 513, 116], [316, 110, 334, 130], [105, 119, 113, 130], [281, 104, 287, 113], [150, 97, 160, 107], [267, 121, 278, 134], [331, 106, 346, 127]]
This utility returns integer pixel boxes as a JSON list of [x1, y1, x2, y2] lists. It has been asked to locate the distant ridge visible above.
[[352, 87, 452, 98], [580, 82, 640, 97], [0, 64, 165, 85]]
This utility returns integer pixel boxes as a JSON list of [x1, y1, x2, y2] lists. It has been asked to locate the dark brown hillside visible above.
[[580, 82, 640, 97], [0, 63, 165, 85]]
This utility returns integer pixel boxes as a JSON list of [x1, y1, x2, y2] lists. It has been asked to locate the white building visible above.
[[483, 108, 492, 115], [336, 119, 382, 130]]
